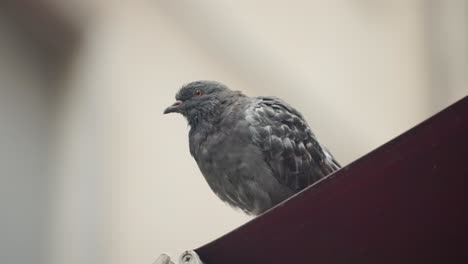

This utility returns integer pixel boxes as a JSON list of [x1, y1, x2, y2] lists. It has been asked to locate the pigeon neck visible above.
[[187, 108, 223, 130], [187, 91, 242, 128]]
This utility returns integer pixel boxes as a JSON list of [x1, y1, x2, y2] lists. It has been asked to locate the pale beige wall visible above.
[[46, 1, 467, 264]]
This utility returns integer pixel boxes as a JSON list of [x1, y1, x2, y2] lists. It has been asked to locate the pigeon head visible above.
[[164, 80, 237, 126]]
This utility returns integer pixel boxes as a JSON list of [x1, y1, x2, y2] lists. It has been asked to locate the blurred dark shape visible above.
[[0, 0, 79, 68]]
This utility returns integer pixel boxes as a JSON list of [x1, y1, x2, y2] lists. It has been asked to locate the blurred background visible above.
[[0, 0, 466, 263]]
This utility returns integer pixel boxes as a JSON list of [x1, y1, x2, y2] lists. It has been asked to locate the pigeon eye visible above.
[[194, 90, 203, 96]]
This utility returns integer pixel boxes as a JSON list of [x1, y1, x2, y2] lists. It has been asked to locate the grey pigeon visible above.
[[164, 81, 340, 215]]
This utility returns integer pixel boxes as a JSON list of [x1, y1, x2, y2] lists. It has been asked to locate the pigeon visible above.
[[164, 80, 340, 215]]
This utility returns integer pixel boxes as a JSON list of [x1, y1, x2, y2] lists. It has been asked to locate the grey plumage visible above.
[[164, 80, 340, 215]]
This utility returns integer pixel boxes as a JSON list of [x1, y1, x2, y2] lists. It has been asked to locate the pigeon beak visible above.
[[164, 100, 183, 114]]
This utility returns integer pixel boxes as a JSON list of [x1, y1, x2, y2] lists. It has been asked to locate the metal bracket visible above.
[[153, 251, 203, 264], [178, 251, 203, 264]]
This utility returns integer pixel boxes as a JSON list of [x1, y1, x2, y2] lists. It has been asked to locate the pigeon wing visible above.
[[245, 96, 340, 192]]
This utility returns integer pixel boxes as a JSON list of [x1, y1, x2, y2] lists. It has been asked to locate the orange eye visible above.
[[195, 90, 203, 96]]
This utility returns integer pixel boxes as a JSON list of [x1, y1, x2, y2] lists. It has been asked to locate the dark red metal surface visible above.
[[195, 96, 468, 263]]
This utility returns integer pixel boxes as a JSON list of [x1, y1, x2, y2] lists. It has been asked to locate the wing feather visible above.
[[245, 96, 340, 192]]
